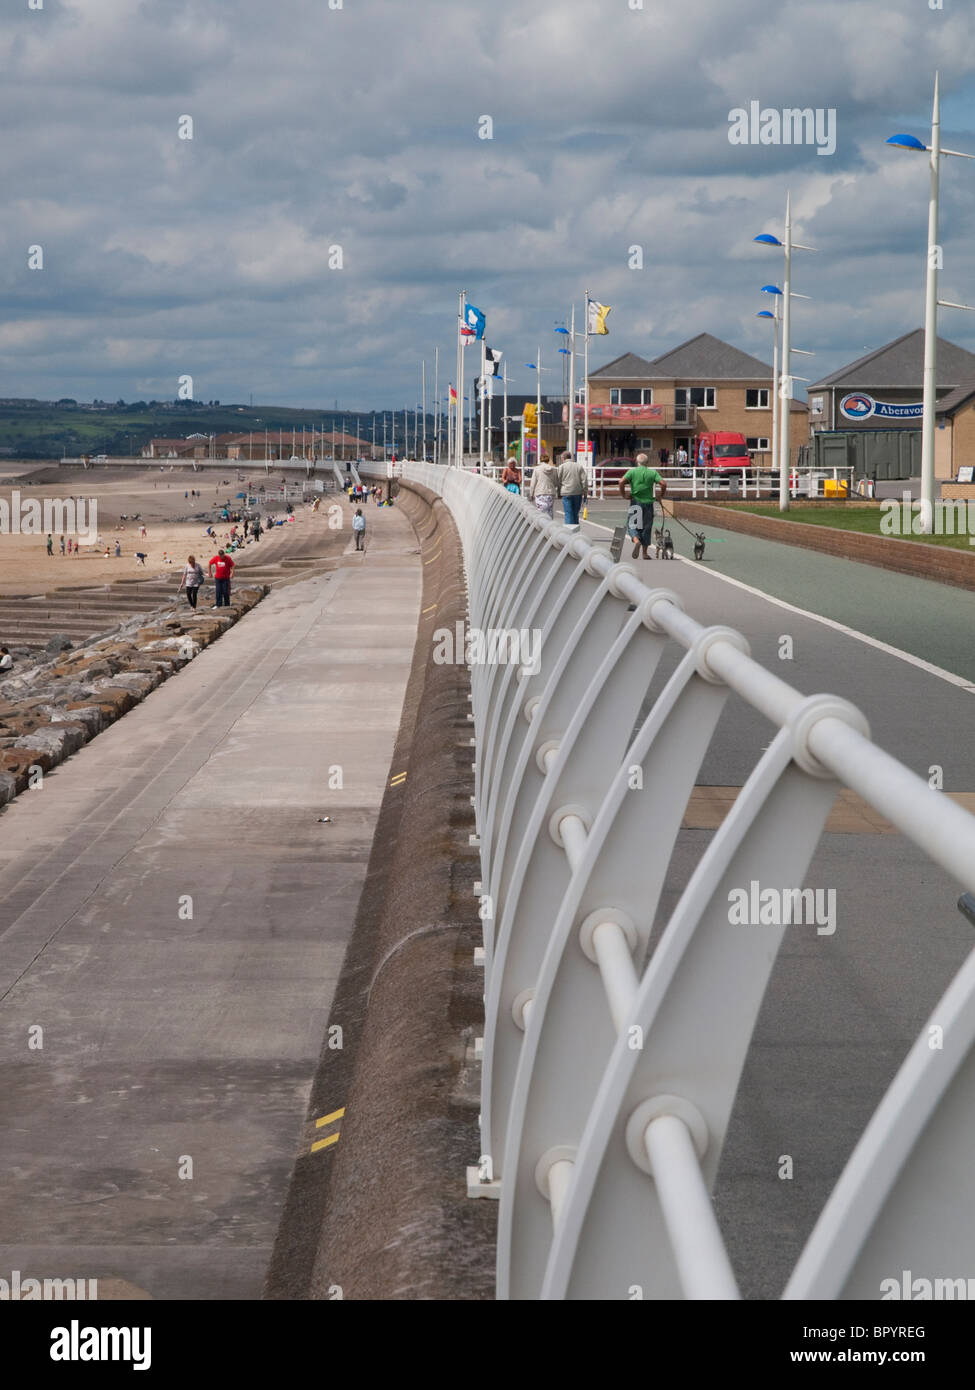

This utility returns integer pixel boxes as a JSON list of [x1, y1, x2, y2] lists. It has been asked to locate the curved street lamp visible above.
[[754, 196, 817, 511], [886, 74, 975, 532]]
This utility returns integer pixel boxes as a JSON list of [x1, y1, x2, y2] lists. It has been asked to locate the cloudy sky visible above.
[[2, 0, 975, 410]]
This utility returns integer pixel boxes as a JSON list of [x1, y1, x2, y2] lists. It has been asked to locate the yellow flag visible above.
[[588, 300, 611, 335]]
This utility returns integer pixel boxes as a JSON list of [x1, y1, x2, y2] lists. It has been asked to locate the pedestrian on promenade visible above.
[[46, 534, 54, 556], [675, 445, 688, 471], [178, 554, 205, 609], [557, 451, 588, 528], [352, 508, 366, 551], [208, 548, 235, 606], [528, 453, 559, 518], [251, 519, 261, 542], [618, 452, 666, 559], [501, 458, 521, 494]]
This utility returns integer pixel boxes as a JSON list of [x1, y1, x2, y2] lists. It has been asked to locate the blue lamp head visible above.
[[761, 284, 783, 295], [554, 327, 569, 335], [886, 133, 926, 151], [754, 233, 783, 246], [558, 348, 570, 355], [525, 363, 537, 370], [756, 310, 775, 319]]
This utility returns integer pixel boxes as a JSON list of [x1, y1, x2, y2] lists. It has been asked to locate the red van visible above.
[[694, 432, 750, 473]]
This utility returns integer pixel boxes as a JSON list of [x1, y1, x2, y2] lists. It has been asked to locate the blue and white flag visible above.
[[461, 303, 486, 342]]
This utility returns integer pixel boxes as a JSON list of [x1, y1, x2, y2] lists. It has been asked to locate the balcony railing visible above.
[[563, 403, 699, 429]]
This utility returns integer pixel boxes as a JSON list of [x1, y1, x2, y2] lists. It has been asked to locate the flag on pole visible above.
[[587, 300, 611, 335], [449, 385, 458, 403], [460, 303, 486, 342], [485, 346, 503, 376]]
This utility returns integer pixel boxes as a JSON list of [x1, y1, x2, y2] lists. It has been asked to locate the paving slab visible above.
[[0, 506, 420, 1299]]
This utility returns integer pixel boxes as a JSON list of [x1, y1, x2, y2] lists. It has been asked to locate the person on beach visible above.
[[59, 535, 66, 555], [134, 551, 148, 565], [178, 554, 205, 609], [208, 548, 235, 607], [352, 508, 366, 551], [46, 534, 54, 556], [0, 647, 13, 672]]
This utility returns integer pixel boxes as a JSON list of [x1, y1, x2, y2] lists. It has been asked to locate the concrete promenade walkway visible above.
[[0, 506, 420, 1299]]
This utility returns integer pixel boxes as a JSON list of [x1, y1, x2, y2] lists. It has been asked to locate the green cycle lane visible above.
[[582, 499, 975, 686]]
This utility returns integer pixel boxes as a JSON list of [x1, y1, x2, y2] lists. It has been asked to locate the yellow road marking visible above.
[[316, 1107, 345, 1128], [390, 772, 407, 785], [423, 550, 442, 566], [422, 604, 438, 614], [311, 1133, 340, 1153]]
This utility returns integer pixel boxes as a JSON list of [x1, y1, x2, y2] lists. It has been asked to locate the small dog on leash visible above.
[[654, 526, 675, 559], [693, 532, 706, 561]]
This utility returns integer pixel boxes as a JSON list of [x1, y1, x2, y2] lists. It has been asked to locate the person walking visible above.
[[557, 451, 588, 528], [618, 452, 667, 559], [501, 457, 522, 494], [59, 534, 66, 555], [251, 518, 261, 542], [528, 453, 560, 518], [114, 540, 121, 557], [352, 508, 366, 551], [208, 548, 235, 606], [46, 534, 54, 556], [178, 554, 205, 608]]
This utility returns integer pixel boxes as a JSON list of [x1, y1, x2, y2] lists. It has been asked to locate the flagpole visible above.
[[568, 302, 577, 456], [433, 348, 439, 465], [503, 365, 509, 460], [456, 291, 465, 468], [487, 363, 493, 469], [479, 339, 486, 472], [536, 345, 542, 472], [421, 359, 427, 460], [584, 289, 591, 463]]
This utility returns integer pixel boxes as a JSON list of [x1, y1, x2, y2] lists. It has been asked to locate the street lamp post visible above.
[[887, 73, 975, 531], [755, 196, 816, 510], [757, 296, 780, 480]]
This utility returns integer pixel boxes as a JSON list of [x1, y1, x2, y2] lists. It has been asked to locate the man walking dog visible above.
[[618, 452, 667, 559]]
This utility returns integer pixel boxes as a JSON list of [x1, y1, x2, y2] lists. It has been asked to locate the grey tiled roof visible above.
[[809, 329, 975, 390], [589, 352, 655, 379], [647, 333, 771, 378]]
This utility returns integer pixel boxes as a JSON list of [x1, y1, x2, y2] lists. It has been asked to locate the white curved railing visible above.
[[374, 461, 975, 1302]]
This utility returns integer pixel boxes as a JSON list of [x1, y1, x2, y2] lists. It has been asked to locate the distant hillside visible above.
[[0, 401, 396, 459]]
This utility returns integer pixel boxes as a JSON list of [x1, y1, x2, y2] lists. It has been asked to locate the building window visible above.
[[610, 387, 652, 405], [676, 386, 715, 409], [746, 437, 770, 452], [745, 388, 770, 409]]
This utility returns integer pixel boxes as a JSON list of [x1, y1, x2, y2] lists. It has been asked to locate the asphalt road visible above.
[[581, 502, 975, 1298]]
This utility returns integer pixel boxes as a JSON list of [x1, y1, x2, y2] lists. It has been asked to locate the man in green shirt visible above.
[[619, 453, 667, 558]]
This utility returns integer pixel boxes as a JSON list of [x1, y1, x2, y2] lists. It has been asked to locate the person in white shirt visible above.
[[0, 647, 12, 671], [177, 554, 205, 609]]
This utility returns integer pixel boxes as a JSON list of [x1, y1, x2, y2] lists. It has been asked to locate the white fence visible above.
[[469, 462, 857, 501], [376, 460, 975, 1302]]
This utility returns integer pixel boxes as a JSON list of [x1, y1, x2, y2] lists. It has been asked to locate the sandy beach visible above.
[[0, 465, 325, 598]]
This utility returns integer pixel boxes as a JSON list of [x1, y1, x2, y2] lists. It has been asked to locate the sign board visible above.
[[958, 465, 975, 483], [839, 392, 924, 421], [609, 526, 626, 564], [564, 403, 664, 422]]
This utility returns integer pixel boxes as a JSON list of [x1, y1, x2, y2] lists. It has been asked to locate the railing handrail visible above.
[[365, 460, 975, 1302]]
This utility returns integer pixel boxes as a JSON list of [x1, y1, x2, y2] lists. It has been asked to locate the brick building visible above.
[[585, 333, 808, 465]]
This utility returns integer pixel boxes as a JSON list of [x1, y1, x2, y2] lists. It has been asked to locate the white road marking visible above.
[[581, 517, 975, 694]]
